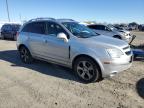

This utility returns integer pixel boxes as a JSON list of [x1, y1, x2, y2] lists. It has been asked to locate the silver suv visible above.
[[17, 18, 133, 83]]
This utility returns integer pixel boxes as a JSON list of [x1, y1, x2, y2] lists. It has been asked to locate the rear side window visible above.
[[88, 25, 105, 30], [46, 22, 68, 36], [88, 25, 98, 29], [22, 22, 46, 34], [99, 25, 106, 30]]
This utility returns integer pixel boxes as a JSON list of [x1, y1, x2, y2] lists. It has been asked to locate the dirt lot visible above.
[[0, 32, 144, 108]]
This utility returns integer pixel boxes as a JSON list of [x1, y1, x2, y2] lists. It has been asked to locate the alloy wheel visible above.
[[77, 61, 95, 80]]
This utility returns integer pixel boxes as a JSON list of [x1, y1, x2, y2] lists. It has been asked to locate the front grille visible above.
[[125, 51, 131, 55]]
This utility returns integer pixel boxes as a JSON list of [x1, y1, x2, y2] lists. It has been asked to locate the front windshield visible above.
[[62, 22, 99, 38]]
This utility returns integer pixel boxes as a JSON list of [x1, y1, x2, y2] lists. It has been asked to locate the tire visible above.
[[19, 46, 33, 64], [113, 35, 121, 39], [74, 57, 101, 83]]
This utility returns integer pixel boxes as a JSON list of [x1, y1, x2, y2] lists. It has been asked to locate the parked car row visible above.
[[0, 23, 21, 40], [16, 18, 133, 83]]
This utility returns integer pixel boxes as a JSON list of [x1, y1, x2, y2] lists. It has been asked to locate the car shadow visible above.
[[0, 50, 80, 82], [0, 38, 16, 41], [136, 78, 144, 99]]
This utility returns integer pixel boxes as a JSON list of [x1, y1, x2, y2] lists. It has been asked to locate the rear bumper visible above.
[[1, 33, 16, 39]]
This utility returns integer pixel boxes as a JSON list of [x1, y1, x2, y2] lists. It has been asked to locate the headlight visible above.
[[107, 48, 124, 58], [125, 33, 129, 36]]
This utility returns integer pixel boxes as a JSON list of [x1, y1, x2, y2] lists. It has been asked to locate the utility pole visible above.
[[6, 0, 10, 22]]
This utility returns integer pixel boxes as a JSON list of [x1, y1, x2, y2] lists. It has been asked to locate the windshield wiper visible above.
[[76, 35, 89, 38]]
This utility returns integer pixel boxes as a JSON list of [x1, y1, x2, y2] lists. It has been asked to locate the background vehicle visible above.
[[1, 24, 21, 40], [108, 25, 131, 35], [17, 18, 132, 83], [87, 24, 133, 43]]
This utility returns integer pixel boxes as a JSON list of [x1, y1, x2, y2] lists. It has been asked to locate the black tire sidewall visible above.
[[74, 57, 101, 83], [19, 47, 33, 64]]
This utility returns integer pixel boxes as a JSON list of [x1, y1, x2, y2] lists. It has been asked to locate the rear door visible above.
[[22, 22, 47, 57]]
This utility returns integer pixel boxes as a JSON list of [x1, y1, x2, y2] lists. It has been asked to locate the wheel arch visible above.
[[113, 35, 122, 39], [72, 54, 102, 74], [18, 44, 29, 51]]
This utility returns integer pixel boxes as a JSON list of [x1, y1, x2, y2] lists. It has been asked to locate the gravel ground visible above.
[[0, 33, 144, 108]]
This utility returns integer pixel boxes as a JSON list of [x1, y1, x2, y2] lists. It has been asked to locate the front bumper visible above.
[[100, 55, 133, 78]]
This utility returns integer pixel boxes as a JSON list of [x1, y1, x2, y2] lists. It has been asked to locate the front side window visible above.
[[46, 22, 67, 36], [62, 22, 99, 38]]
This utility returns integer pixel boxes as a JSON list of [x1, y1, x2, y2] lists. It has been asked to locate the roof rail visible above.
[[57, 19, 75, 21], [29, 17, 56, 22]]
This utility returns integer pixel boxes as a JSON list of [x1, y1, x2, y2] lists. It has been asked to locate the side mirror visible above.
[[57, 33, 68, 42]]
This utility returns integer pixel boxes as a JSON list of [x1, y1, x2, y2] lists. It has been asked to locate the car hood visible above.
[[79, 35, 128, 49]]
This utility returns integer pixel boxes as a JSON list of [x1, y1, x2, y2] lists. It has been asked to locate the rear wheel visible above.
[[74, 57, 101, 83], [19, 46, 33, 64]]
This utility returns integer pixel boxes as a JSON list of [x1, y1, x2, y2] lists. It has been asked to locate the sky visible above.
[[0, 0, 144, 24]]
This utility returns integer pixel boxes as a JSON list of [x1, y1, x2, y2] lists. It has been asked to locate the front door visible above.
[[43, 22, 69, 64]]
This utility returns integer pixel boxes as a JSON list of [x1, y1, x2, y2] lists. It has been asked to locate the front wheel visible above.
[[74, 57, 101, 83], [19, 46, 33, 64]]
